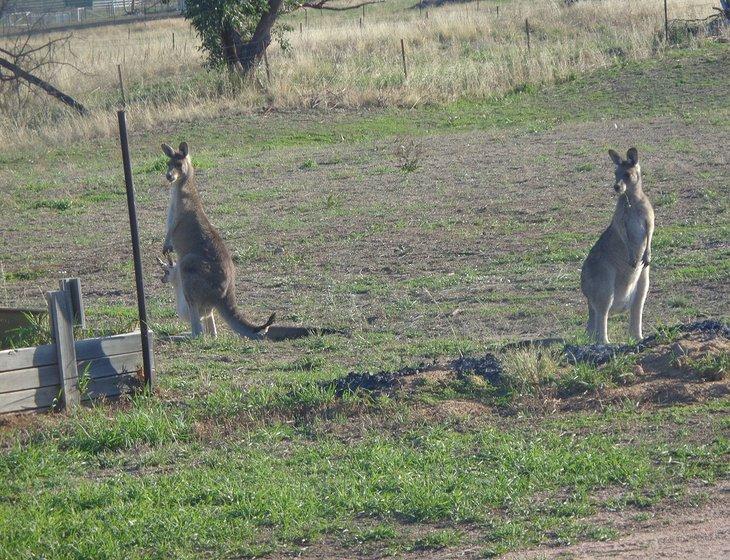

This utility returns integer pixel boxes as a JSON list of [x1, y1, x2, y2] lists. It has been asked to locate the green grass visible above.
[[1, 399, 727, 559], [180, 43, 729, 156], [30, 198, 76, 211], [677, 353, 729, 382]]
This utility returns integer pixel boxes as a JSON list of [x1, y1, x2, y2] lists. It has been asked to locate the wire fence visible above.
[[0, 0, 184, 36]]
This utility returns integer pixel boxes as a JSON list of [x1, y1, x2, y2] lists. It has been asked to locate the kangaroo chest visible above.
[[166, 188, 177, 237], [624, 211, 648, 250]]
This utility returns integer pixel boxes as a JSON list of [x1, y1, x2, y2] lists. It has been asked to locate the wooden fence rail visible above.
[[0, 279, 153, 414]]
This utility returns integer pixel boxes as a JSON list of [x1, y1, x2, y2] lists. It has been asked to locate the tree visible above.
[[184, 0, 383, 75]]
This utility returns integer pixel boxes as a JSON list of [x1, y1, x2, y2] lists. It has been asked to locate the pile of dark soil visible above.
[[327, 363, 433, 396], [325, 321, 728, 401], [450, 353, 503, 384]]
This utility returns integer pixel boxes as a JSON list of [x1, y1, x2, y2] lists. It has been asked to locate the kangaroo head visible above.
[[156, 254, 176, 284], [608, 147, 641, 195], [161, 142, 192, 183]]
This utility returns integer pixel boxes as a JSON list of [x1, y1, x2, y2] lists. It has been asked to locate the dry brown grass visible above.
[[0, 0, 723, 149]]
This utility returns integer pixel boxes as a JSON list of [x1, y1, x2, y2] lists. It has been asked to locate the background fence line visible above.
[[0, 0, 183, 37]]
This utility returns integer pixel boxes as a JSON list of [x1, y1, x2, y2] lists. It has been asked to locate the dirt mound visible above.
[[558, 330, 729, 412], [450, 353, 503, 384], [324, 321, 729, 412], [564, 320, 729, 366], [328, 362, 434, 396]]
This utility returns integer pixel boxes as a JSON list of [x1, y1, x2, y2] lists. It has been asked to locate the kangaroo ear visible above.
[[179, 142, 189, 157], [161, 143, 175, 158], [626, 147, 639, 166], [608, 149, 622, 166]]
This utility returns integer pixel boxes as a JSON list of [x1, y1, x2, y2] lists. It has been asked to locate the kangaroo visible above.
[[581, 147, 654, 344], [156, 249, 337, 341], [156, 254, 217, 335], [161, 142, 275, 338]]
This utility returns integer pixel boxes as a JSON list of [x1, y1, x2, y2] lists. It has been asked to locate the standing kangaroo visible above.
[[161, 142, 275, 338], [581, 147, 654, 344]]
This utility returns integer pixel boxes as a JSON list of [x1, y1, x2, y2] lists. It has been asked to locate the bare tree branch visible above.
[[0, 56, 88, 115], [298, 0, 384, 11], [16, 35, 72, 58]]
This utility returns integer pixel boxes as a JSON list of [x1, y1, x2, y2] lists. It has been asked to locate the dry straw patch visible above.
[[0, 0, 720, 148]]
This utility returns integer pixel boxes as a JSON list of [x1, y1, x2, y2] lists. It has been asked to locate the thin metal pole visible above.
[[117, 64, 126, 108], [400, 38, 407, 79], [117, 110, 154, 391]]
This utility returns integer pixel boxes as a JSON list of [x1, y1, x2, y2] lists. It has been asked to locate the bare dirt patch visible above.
[[264, 483, 730, 560], [501, 481, 730, 560]]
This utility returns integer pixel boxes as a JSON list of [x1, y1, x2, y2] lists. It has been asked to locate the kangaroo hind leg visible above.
[[629, 267, 649, 341], [204, 313, 217, 338], [587, 305, 597, 341]]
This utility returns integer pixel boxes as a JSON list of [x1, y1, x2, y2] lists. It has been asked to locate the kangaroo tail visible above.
[[216, 297, 276, 339], [263, 326, 347, 342]]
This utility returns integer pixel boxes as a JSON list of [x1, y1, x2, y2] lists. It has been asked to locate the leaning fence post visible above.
[[525, 18, 531, 52], [59, 278, 85, 329], [400, 38, 408, 79], [48, 289, 79, 409]]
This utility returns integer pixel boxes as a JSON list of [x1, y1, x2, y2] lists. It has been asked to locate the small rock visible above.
[[633, 365, 645, 376]]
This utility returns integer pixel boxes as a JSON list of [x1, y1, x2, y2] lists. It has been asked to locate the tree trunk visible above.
[[221, 22, 243, 72], [0, 56, 88, 115], [235, 0, 284, 75]]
